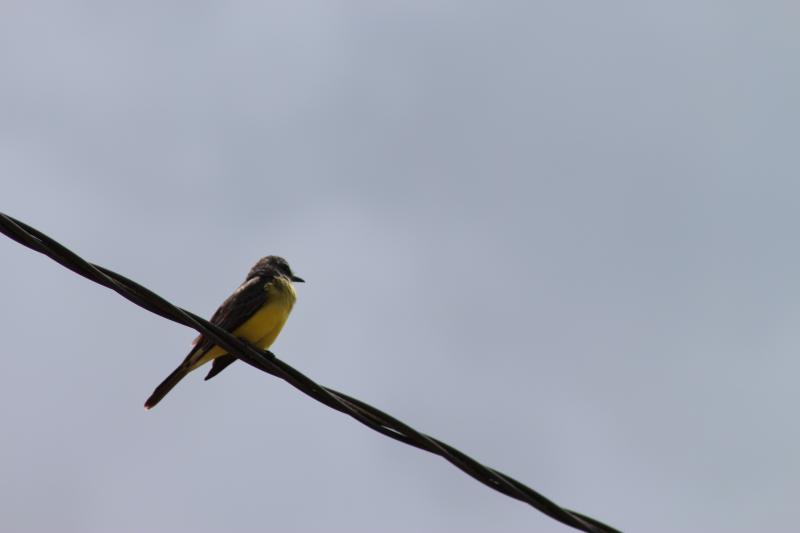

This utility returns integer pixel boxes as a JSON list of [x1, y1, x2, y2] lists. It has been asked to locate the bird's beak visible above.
[[290, 275, 305, 283]]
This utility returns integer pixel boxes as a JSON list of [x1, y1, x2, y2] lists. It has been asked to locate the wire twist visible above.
[[0, 212, 621, 533]]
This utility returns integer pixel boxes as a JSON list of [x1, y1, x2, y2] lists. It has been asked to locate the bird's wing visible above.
[[184, 274, 274, 362], [204, 354, 237, 381]]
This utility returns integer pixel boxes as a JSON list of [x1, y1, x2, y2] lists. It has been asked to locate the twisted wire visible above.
[[0, 212, 621, 533]]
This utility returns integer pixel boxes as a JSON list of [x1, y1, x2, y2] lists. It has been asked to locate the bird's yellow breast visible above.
[[237, 277, 296, 349], [192, 277, 296, 369]]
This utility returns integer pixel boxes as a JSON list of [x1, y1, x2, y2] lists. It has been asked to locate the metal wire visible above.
[[0, 212, 622, 533]]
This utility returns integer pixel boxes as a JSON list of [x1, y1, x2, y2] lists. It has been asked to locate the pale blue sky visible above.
[[2, 2, 799, 532]]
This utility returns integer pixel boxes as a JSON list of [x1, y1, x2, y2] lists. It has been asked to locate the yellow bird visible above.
[[144, 256, 304, 409]]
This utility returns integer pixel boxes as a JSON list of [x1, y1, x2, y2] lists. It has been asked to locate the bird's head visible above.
[[248, 256, 304, 283]]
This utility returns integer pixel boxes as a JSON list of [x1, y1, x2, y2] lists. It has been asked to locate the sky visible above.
[[1, 2, 799, 532]]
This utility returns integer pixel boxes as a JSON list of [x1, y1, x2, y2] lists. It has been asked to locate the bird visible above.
[[144, 256, 304, 409]]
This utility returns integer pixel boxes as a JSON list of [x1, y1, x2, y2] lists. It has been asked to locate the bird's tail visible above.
[[144, 364, 191, 410]]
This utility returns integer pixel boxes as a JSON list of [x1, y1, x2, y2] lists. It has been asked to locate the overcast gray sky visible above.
[[2, 2, 799, 532]]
